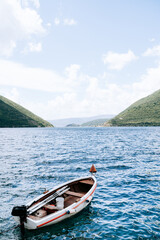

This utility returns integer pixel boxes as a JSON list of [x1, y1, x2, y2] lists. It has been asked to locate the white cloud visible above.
[[63, 18, 77, 26], [132, 64, 160, 94], [23, 42, 42, 53], [0, 59, 70, 93], [21, 0, 40, 9], [149, 38, 155, 42], [28, 64, 160, 119], [47, 22, 52, 27], [31, 0, 40, 8], [54, 18, 77, 26], [143, 45, 160, 57], [29, 42, 42, 52], [103, 50, 137, 70], [54, 18, 60, 26], [0, 87, 20, 103], [0, 0, 45, 57], [65, 64, 80, 81], [57, 64, 160, 119], [7, 88, 20, 103], [0, 41, 16, 57], [43, 93, 78, 119], [1, 59, 160, 120]]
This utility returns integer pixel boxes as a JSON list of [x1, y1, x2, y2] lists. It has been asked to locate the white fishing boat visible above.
[[11, 165, 97, 230]]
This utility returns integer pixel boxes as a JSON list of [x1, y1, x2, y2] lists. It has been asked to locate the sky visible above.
[[0, 0, 160, 120]]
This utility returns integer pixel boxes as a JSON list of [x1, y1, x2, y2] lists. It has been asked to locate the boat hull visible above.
[[13, 176, 97, 230]]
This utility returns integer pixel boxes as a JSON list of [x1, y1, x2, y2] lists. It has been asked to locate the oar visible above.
[[28, 186, 69, 215]]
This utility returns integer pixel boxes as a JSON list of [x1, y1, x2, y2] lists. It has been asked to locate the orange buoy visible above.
[[89, 164, 97, 173]]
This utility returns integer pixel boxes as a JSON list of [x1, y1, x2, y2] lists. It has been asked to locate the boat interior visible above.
[[28, 177, 94, 220]]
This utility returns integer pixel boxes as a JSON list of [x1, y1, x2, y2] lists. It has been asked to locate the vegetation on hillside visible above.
[[81, 118, 109, 127], [65, 119, 109, 127], [0, 95, 53, 128], [105, 90, 160, 126]]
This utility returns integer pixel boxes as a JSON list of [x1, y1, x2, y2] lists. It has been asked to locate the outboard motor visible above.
[[11, 205, 27, 234]]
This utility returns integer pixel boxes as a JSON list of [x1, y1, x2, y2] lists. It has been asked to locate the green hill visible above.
[[105, 89, 160, 126], [81, 118, 109, 127], [0, 95, 53, 128]]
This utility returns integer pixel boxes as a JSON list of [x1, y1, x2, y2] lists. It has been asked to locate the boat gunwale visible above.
[[27, 175, 96, 207], [26, 175, 97, 229]]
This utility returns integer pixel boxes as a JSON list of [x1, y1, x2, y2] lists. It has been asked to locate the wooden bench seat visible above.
[[65, 190, 84, 198], [44, 204, 57, 210], [79, 179, 94, 185]]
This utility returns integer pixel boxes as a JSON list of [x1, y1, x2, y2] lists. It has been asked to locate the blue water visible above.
[[0, 127, 160, 240]]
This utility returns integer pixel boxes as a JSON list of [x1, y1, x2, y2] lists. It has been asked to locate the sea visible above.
[[0, 127, 160, 240]]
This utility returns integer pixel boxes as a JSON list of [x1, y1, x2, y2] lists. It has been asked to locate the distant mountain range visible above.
[[105, 89, 160, 126], [81, 118, 110, 127], [50, 115, 114, 127], [0, 95, 53, 128], [2, 88, 160, 128]]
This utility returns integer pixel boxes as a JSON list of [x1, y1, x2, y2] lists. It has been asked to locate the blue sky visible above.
[[0, 0, 160, 119]]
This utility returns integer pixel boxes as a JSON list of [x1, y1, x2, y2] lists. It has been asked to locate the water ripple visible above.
[[0, 127, 160, 239]]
